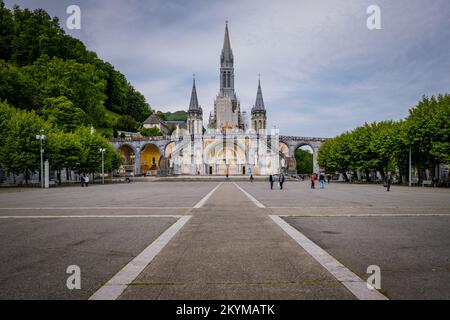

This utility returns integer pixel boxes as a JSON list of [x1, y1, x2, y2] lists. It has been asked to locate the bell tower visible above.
[[187, 76, 203, 135], [251, 76, 267, 132], [213, 21, 243, 131]]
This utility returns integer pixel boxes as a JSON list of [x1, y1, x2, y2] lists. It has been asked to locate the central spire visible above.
[[219, 21, 235, 97], [221, 20, 233, 65]]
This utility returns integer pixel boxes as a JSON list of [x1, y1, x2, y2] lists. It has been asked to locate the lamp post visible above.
[[409, 146, 412, 187], [36, 130, 46, 188], [134, 146, 141, 176], [99, 148, 106, 184], [130, 154, 136, 176]]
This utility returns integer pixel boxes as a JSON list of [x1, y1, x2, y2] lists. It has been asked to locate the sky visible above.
[[4, 0, 450, 137]]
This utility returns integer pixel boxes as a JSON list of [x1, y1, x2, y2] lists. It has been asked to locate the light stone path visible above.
[[119, 182, 355, 299]]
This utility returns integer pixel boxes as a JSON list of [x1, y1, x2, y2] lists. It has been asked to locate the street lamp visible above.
[[130, 154, 136, 176], [99, 148, 106, 184], [35, 130, 46, 188], [409, 146, 412, 187]]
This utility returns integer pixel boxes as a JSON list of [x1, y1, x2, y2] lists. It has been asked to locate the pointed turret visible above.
[[187, 75, 203, 135], [251, 76, 267, 132], [252, 78, 265, 111], [189, 77, 201, 112]]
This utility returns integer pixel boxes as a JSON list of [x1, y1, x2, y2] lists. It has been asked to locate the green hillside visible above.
[[0, 1, 152, 132], [165, 111, 188, 121]]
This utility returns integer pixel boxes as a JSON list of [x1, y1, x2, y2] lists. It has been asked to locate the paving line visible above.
[[233, 183, 266, 208], [269, 215, 388, 300], [89, 215, 192, 300], [0, 215, 182, 219], [0, 207, 191, 210], [275, 214, 450, 217], [268, 206, 450, 210], [193, 182, 223, 208]]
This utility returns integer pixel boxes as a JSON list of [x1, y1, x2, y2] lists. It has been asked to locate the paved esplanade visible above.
[[120, 182, 355, 299], [0, 181, 449, 299]]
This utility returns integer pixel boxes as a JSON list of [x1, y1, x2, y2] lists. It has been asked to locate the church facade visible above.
[[112, 23, 325, 176], [171, 22, 280, 176]]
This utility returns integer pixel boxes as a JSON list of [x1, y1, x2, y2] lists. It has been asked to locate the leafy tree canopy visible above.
[[0, 2, 152, 131]]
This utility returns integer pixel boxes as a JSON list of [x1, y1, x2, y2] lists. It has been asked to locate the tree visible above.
[[115, 115, 138, 132], [0, 101, 15, 145], [156, 111, 167, 121], [127, 87, 152, 122], [0, 1, 14, 61], [0, 105, 50, 183], [42, 96, 87, 132], [0, 60, 36, 110], [405, 95, 450, 180], [140, 127, 162, 137], [76, 127, 120, 175], [295, 148, 313, 174], [318, 132, 353, 182], [0, 3, 153, 128], [23, 56, 107, 126], [429, 95, 450, 164], [46, 130, 82, 184], [368, 121, 404, 179]]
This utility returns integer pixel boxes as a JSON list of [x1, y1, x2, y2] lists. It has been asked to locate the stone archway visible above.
[[279, 142, 290, 173], [204, 139, 248, 175], [280, 136, 326, 174], [294, 144, 314, 174], [118, 144, 136, 175], [140, 143, 160, 176], [159, 141, 177, 176]]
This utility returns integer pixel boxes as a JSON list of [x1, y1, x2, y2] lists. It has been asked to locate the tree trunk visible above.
[[365, 170, 371, 182], [343, 172, 349, 182]]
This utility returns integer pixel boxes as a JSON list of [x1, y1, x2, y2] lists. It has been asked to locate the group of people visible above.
[[79, 174, 90, 187], [310, 172, 328, 189], [257, 172, 333, 190], [268, 174, 286, 190]]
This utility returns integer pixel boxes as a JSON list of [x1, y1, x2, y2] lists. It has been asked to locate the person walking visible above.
[[327, 174, 331, 184], [279, 173, 285, 190], [80, 174, 85, 187], [319, 173, 325, 189], [311, 174, 316, 189], [84, 174, 90, 187], [250, 174, 254, 183], [384, 172, 392, 192], [269, 174, 274, 190]]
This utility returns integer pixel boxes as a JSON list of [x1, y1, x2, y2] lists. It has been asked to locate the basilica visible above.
[[168, 22, 281, 176], [113, 23, 324, 176]]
